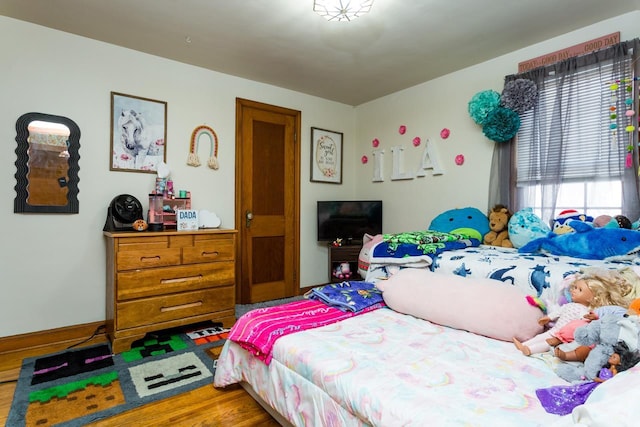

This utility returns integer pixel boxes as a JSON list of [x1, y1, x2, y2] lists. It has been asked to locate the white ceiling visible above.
[[2, 0, 639, 106]]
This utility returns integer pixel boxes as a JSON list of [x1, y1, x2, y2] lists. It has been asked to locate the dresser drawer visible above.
[[182, 238, 235, 264], [116, 286, 235, 330], [116, 247, 181, 270], [116, 262, 235, 300]]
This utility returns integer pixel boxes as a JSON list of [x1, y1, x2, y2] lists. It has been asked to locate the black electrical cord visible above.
[[66, 324, 107, 350]]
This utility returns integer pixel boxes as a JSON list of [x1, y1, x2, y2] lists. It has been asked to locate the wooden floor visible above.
[[0, 342, 280, 427]]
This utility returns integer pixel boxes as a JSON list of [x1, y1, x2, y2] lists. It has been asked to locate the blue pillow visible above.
[[429, 207, 489, 240]]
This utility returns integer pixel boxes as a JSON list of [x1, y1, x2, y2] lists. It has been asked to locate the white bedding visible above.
[[432, 246, 640, 311], [215, 308, 579, 426]]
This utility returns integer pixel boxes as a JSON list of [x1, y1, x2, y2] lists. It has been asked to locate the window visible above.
[[518, 181, 622, 221], [510, 41, 639, 224]]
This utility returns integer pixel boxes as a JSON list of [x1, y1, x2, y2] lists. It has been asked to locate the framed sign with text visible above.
[[310, 127, 343, 184]]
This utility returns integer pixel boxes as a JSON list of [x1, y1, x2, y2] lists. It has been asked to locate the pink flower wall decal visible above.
[[440, 128, 450, 139], [398, 125, 406, 135], [372, 138, 379, 147], [455, 154, 465, 165], [412, 137, 421, 147], [361, 155, 368, 164]]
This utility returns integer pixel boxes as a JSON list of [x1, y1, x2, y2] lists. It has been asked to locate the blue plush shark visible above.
[[518, 221, 640, 260]]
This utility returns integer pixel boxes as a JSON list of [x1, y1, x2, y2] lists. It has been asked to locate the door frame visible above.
[[234, 98, 301, 303]]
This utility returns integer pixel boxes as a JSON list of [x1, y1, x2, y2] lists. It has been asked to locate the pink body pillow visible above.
[[377, 268, 543, 342]]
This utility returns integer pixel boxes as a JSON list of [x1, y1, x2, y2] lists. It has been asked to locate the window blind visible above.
[[516, 56, 632, 185]]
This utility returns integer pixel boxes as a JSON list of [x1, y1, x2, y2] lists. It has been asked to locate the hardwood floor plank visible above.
[[0, 381, 17, 426], [85, 384, 280, 426]]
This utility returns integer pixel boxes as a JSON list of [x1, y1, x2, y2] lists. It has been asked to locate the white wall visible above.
[[355, 12, 640, 234], [2, 12, 639, 338], [0, 16, 356, 337]]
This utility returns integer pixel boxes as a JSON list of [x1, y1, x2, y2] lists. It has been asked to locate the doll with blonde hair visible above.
[[513, 270, 632, 356]]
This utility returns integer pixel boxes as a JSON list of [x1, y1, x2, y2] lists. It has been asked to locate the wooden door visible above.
[[235, 98, 300, 304]]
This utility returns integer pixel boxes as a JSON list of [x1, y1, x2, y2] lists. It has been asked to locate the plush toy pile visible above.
[[425, 205, 640, 260]]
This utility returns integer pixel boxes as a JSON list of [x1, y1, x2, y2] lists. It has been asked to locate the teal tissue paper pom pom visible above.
[[468, 90, 501, 125], [482, 107, 521, 143]]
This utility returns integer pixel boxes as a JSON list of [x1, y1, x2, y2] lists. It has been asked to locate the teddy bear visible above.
[[483, 204, 513, 248], [554, 312, 640, 382]]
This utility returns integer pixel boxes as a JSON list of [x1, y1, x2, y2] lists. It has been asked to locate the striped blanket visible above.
[[228, 299, 385, 364]]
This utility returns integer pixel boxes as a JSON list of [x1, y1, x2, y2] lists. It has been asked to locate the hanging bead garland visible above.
[[609, 77, 637, 169], [609, 82, 618, 143]]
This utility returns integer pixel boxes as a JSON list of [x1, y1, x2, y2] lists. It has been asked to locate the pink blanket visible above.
[[228, 299, 385, 364]]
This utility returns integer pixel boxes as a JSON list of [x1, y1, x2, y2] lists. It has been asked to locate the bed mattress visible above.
[[214, 307, 569, 426]]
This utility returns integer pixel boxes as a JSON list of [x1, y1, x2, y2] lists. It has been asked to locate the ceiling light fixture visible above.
[[313, 0, 374, 22]]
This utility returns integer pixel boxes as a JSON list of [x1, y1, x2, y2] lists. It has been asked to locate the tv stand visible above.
[[328, 244, 363, 283]]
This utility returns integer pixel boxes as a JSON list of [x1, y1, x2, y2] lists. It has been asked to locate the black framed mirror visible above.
[[14, 112, 81, 213]]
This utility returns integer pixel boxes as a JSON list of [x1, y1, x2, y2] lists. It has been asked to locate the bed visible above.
[[213, 300, 640, 426], [216, 307, 563, 425], [213, 229, 640, 426]]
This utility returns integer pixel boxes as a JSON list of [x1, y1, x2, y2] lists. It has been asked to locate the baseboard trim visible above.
[[0, 321, 108, 373], [299, 285, 319, 295]]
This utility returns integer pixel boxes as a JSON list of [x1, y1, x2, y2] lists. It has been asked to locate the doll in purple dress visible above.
[[536, 341, 640, 415]]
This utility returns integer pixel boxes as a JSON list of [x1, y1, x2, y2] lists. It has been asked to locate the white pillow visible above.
[[377, 268, 543, 342]]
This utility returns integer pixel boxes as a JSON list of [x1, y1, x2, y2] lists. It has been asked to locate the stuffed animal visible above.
[[483, 205, 513, 248], [333, 262, 352, 280], [519, 221, 640, 260], [593, 214, 632, 229], [508, 207, 551, 249], [555, 312, 640, 382], [428, 207, 489, 241], [552, 210, 593, 234], [358, 233, 384, 278]]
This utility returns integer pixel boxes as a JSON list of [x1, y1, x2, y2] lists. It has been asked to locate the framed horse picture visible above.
[[110, 92, 167, 173]]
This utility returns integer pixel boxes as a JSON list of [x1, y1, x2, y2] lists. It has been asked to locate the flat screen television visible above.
[[317, 200, 382, 244]]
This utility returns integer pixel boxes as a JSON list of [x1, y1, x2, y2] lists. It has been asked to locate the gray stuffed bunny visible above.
[[555, 313, 640, 382]]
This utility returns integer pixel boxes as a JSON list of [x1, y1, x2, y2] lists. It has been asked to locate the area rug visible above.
[[7, 323, 229, 427]]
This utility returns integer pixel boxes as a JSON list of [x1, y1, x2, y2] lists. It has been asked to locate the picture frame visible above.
[[110, 91, 167, 173], [310, 127, 343, 184]]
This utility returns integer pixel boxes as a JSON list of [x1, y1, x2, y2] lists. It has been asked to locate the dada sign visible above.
[[177, 209, 199, 231]]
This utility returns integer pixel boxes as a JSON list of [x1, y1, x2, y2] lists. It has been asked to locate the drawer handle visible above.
[[202, 251, 220, 258], [140, 255, 161, 262], [160, 301, 202, 312], [160, 275, 203, 285]]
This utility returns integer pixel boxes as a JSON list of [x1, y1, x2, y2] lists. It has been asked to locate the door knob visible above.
[[246, 210, 253, 228]]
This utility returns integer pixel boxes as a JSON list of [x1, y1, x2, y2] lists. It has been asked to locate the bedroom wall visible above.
[[2, 12, 639, 338], [0, 16, 357, 337], [354, 11, 640, 234]]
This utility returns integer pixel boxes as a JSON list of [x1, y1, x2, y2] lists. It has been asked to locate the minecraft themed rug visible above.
[[7, 323, 229, 427]]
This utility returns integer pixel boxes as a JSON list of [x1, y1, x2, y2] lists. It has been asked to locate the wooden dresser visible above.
[[104, 229, 237, 353]]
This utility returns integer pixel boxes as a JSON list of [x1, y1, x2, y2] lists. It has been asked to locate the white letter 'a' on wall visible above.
[[372, 149, 384, 182], [416, 139, 444, 177], [391, 146, 414, 181]]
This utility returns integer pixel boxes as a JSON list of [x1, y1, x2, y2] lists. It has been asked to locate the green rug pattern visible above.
[[7, 325, 228, 427]]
